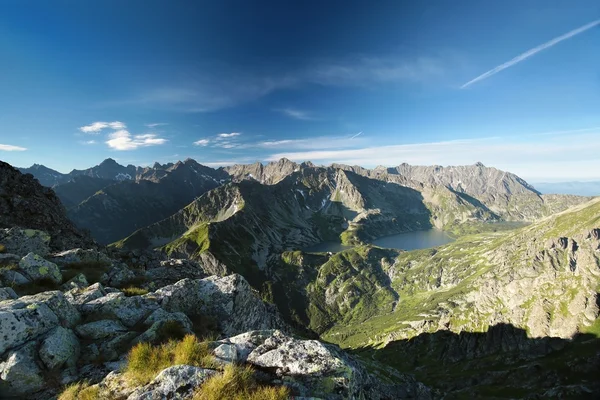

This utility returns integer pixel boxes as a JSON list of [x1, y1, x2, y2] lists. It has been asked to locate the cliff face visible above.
[[0, 161, 94, 251]]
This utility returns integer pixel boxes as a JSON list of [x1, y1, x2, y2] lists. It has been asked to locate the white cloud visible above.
[[264, 132, 600, 180], [0, 144, 27, 151], [193, 139, 210, 146], [277, 108, 315, 121], [81, 140, 97, 145], [145, 123, 168, 128], [462, 18, 600, 88], [79, 121, 126, 133], [258, 135, 366, 151], [217, 132, 241, 139], [106, 130, 167, 151]]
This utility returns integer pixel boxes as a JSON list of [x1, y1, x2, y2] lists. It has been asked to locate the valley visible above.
[[4, 157, 600, 399]]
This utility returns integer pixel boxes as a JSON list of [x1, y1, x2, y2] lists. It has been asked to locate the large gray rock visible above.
[[151, 274, 286, 336], [81, 292, 159, 327], [76, 320, 129, 340], [127, 365, 217, 400], [49, 248, 112, 265], [0, 341, 45, 396], [0, 228, 51, 257], [0, 299, 58, 355], [65, 282, 106, 307], [39, 326, 80, 370], [19, 291, 81, 328], [101, 263, 136, 287], [18, 252, 62, 284]]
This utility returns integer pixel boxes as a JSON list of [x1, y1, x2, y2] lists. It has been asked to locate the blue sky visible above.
[[0, 0, 599, 181]]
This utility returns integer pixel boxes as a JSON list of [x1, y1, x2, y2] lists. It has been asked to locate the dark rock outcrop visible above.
[[0, 161, 94, 250]]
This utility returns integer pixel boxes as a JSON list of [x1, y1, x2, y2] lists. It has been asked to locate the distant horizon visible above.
[[12, 156, 600, 184]]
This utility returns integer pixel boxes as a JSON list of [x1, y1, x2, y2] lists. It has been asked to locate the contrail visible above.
[[350, 131, 363, 139], [461, 18, 600, 88]]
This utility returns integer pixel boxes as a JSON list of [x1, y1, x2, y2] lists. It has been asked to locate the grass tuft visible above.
[[0, 244, 6, 254], [125, 334, 216, 386], [193, 364, 289, 400], [121, 286, 149, 297], [57, 382, 100, 400]]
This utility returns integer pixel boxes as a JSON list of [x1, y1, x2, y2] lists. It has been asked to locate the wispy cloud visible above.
[[79, 121, 126, 133], [106, 130, 168, 151], [80, 140, 97, 145], [193, 139, 210, 146], [145, 122, 169, 128], [461, 18, 600, 88], [350, 131, 363, 139], [258, 135, 367, 151], [217, 132, 241, 139], [0, 144, 27, 151], [276, 108, 316, 121], [112, 55, 447, 112]]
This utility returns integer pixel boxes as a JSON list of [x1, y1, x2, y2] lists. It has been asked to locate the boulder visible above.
[[39, 326, 80, 370], [247, 331, 346, 376], [76, 320, 129, 340], [0, 287, 17, 301], [0, 341, 45, 396], [49, 248, 112, 265], [81, 292, 159, 327], [65, 282, 106, 307], [214, 330, 275, 364], [101, 263, 136, 287], [0, 299, 58, 354], [62, 273, 89, 291], [19, 291, 81, 328], [18, 253, 62, 284], [152, 274, 286, 336], [0, 228, 51, 257], [127, 366, 217, 400]]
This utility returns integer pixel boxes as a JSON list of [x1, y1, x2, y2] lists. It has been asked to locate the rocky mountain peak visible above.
[[99, 158, 119, 166]]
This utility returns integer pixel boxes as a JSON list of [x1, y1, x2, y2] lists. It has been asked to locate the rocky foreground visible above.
[[0, 227, 430, 399]]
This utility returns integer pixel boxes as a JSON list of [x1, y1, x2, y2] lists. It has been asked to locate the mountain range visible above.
[[4, 157, 600, 398], [20, 158, 592, 245]]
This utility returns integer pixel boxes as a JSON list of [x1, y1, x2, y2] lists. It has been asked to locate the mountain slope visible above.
[[69, 159, 228, 244], [0, 161, 94, 250], [53, 175, 115, 208]]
